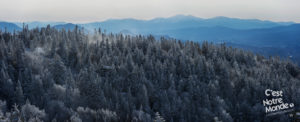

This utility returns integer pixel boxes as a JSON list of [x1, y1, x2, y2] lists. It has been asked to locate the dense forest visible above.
[[0, 25, 300, 122]]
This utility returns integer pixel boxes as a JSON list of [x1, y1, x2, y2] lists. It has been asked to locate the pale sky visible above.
[[0, 0, 299, 23]]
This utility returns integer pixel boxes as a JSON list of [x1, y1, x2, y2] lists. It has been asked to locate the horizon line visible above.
[[1, 14, 297, 24]]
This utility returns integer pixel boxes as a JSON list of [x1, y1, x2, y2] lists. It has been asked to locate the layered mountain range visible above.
[[1, 15, 299, 63]]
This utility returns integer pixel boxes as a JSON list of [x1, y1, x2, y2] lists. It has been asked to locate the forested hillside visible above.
[[0, 25, 300, 122]]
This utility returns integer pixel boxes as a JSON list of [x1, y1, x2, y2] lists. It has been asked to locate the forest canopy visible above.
[[0, 26, 300, 122]]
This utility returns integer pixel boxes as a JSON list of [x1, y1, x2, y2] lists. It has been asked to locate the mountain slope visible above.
[[14, 21, 66, 29], [0, 22, 22, 32], [53, 23, 81, 30], [160, 24, 300, 47]]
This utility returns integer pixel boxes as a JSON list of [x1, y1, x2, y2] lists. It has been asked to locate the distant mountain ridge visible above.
[[81, 15, 295, 33], [0, 15, 298, 46], [0, 15, 295, 32], [0, 15, 299, 64]]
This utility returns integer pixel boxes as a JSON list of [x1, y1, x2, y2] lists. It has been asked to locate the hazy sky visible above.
[[0, 0, 299, 23]]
